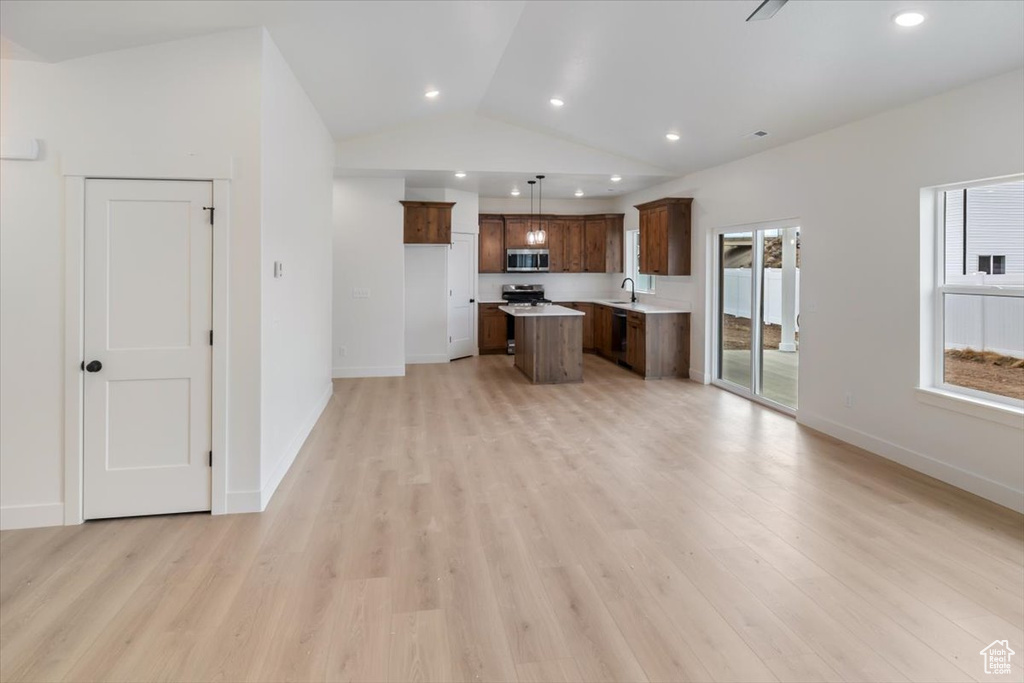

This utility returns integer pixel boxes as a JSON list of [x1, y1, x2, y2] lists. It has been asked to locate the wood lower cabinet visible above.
[[479, 215, 505, 273], [626, 312, 645, 372], [628, 312, 689, 379], [561, 302, 595, 351], [401, 201, 454, 244], [478, 304, 508, 354], [635, 197, 692, 276]]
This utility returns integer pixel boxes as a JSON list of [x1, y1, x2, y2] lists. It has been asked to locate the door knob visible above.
[[85, 360, 102, 373]]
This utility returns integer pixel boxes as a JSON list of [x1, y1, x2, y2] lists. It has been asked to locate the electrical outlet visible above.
[[844, 392, 854, 408], [273, 261, 284, 278], [336, 346, 347, 358], [352, 288, 370, 299]]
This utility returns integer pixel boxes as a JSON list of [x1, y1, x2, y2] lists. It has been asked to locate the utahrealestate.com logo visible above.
[[980, 640, 1015, 675]]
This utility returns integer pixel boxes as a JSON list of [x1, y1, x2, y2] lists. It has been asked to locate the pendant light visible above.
[[526, 180, 537, 245], [535, 175, 547, 245]]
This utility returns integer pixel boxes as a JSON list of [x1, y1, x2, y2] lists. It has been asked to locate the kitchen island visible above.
[[499, 304, 585, 384]]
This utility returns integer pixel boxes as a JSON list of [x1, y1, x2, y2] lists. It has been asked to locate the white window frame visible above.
[[922, 175, 1024, 419], [626, 230, 655, 294]]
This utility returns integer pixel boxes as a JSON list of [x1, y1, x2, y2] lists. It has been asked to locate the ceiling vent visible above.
[[747, 130, 770, 138]]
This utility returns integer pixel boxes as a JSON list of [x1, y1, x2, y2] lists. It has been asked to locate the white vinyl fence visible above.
[[722, 268, 800, 327], [944, 294, 1024, 358], [725, 269, 1023, 357]]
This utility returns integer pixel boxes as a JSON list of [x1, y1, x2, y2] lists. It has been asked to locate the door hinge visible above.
[[209, 451, 213, 467], [209, 330, 214, 346], [203, 206, 215, 225]]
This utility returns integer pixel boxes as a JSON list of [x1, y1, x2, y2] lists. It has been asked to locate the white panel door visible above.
[[449, 233, 477, 360], [83, 179, 212, 519]]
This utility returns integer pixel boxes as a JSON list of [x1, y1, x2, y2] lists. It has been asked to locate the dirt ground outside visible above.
[[722, 314, 794, 351], [945, 349, 1024, 401], [723, 315, 1023, 400]]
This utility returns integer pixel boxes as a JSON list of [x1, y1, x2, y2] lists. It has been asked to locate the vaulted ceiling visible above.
[[3, 0, 1023, 195]]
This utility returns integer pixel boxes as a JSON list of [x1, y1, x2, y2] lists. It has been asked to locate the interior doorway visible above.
[[716, 224, 800, 411]]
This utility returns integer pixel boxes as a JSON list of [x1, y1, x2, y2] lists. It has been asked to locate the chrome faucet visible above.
[[621, 277, 637, 304]]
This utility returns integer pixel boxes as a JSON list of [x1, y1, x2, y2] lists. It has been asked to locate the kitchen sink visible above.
[[606, 300, 632, 304]]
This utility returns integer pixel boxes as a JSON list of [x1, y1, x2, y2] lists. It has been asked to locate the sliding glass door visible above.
[[717, 225, 800, 411]]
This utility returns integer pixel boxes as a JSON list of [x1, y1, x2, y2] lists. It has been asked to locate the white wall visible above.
[[616, 69, 1024, 511], [479, 197, 619, 215], [0, 29, 266, 527], [258, 32, 335, 504], [405, 246, 449, 363], [333, 177, 407, 377]]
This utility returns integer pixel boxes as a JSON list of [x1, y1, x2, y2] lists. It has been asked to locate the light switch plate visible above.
[[352, 288, 371, 299]]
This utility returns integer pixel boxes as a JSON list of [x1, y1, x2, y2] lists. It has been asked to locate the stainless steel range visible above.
[[501, 285, 550, 353]]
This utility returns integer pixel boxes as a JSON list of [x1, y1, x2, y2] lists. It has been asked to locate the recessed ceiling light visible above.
[[665, 132, 681, 141], [574, 190, 584, 197], [610, 175, 622, 183], [424, 89, 440, 99], [550, 98, 565, 107], [893, 11, 925, 27], [510, 188, 521, 196], [454, 172, 466, 178]]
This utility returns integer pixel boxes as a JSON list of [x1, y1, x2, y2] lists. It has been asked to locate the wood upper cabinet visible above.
[[546, 220, 566, 272], [479, 215, 505, 273], [401, 201, 454, 244], [481, 213, 623, 273], [635, 197, 692, 276], [504, 217, 531, 248], [584, 215, 624, 273], [583, 217, 607, 273], [478, 303, 507, 354], [564, 219, 584, 272]]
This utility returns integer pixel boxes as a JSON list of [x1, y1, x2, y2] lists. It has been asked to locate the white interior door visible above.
[[83, 179, 213, 519], [449, 233, 477, 360]]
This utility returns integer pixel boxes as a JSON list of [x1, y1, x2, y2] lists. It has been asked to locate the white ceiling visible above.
[[3, 0, 1023, 190]]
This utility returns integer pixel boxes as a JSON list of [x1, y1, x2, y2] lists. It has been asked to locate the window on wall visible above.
[[935, 177, 1023, 405], [626, 230, 654, 293]]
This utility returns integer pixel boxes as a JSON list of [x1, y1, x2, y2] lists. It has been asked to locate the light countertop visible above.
[[556, 299, 691, 314], [498, 304, 584, 317], [484, 299, 690, 314]]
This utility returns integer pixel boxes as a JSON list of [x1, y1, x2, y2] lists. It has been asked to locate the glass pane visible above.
[[943, 293, 1024, 401], [720, 231, 753, 388], [945, 179, 1024, 285], [759, 228, 799, 408]]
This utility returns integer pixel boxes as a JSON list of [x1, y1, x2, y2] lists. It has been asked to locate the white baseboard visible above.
[[798, 412, 1024, 513], [259, 383, 333, 510], [406, 354, 450, 365], [332, 365, 406, 378], [689, 367, 710, 384], [0, 502, 65, 530]]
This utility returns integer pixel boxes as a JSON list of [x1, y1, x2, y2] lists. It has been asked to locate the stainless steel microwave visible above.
[[506, 249, 549, 272]]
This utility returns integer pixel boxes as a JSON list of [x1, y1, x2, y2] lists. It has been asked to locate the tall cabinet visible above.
[[635, 197, 692, 276]]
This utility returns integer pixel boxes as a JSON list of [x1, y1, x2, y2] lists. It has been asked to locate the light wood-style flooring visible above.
[[2, 355, 1022, 682]]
